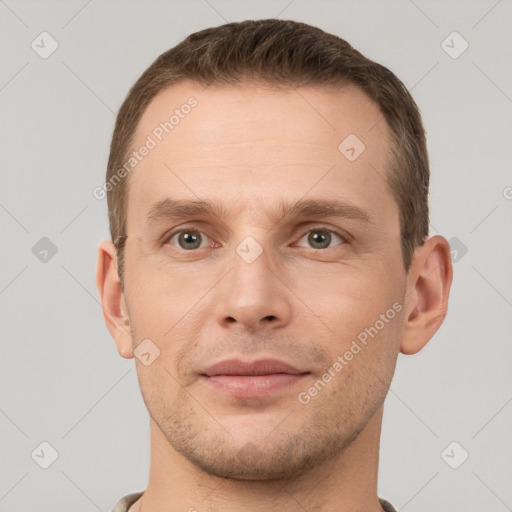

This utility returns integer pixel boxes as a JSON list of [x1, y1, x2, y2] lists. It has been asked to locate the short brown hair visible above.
[[106, 19, 429, 285]]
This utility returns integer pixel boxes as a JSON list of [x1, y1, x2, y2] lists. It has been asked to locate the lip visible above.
[[202, 358, 305, 377], [200, 358, 309, 398]]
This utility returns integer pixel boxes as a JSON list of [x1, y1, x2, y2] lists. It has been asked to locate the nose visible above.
[[213, 238, 292, 332]]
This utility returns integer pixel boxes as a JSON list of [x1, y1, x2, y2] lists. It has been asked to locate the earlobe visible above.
[[95, 239, 134, 359], [400, 235, 453, 355]]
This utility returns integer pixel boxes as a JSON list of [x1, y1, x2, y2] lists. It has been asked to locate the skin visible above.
[[96, 81, 452, 512]]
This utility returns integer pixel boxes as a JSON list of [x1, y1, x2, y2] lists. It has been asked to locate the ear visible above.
[[400, 235, 453, 355], [95, 239, 134, 359]]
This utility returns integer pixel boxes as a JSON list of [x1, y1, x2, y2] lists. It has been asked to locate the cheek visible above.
[[126, 257, 207, 329], [292, 262, 403, 340], [135, 361, 177, 419], [125, 263, 210, 379]]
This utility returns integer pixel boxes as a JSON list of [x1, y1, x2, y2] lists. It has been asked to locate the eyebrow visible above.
[[145, 197, 373, 226]]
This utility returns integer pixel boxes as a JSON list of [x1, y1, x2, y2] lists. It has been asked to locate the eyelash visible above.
[[162, 225, 349, 251]]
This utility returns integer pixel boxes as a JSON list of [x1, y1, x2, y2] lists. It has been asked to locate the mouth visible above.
[[200, 358, 310, 398]]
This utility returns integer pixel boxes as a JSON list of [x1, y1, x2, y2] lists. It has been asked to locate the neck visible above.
[[136, 406, 385, 512]]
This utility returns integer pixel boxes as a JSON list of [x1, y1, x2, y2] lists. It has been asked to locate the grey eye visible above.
[[295, 229, 344, 249], [170, 230, 208, 250]]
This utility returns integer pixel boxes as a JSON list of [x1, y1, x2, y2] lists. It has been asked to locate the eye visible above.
[[162, 226, 347, 252], [294, 228, 346, 250], [166, 229, 212, 250]]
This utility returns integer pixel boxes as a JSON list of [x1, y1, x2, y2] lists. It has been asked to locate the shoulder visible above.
[[379, 497, 398, 512], [110, 491, 144, 512]]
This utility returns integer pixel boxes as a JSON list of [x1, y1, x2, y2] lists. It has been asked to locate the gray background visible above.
[[1, 0, 511, 510]]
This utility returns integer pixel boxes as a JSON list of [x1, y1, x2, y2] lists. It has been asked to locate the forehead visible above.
[[125, 80, 396, 232], [133, 80, 387, 154]]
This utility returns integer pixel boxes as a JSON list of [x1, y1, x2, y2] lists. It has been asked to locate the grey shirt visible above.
[[111, 491, 398, 512]]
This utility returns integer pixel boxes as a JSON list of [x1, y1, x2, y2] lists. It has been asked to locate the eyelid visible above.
[[293, 224, 351, 245], [293, 225, 351, 252], [162, 225, 215, 248], [168, 219, 233, 238]]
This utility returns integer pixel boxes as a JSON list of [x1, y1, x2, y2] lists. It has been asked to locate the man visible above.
[[96, 19, 452, 512]]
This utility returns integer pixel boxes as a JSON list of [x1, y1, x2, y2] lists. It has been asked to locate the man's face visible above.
[[121, 81, 408, 479]]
